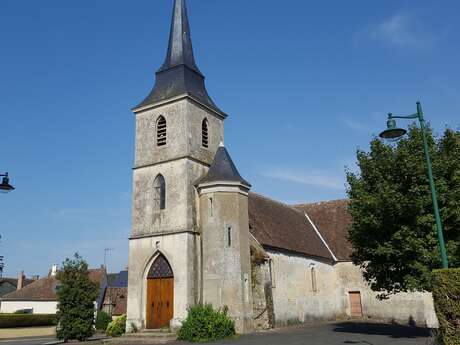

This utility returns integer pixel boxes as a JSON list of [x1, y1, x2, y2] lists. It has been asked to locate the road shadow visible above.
[[333, 322, 431, 339]]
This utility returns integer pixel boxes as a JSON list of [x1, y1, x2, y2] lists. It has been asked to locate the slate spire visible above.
[[159, 0, 200, 74], [197, 143, 251, 187], [135, 0, 225, 116]]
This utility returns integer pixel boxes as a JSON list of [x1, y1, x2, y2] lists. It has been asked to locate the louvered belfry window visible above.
[[157, 116, 167, 146], [153, 174, 166, 210], [202, 119, 209, 148]]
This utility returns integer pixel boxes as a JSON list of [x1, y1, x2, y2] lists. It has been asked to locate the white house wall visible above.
[[0, 301, 57, 314]]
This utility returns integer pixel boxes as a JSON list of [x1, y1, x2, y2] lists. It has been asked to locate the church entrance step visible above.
[[102, 330, 177, 344]]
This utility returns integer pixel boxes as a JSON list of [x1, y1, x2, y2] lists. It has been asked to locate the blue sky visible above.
[[1, 0, 459, 277]]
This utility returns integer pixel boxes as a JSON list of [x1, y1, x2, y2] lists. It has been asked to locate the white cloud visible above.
[[260, 168, 344, 189], [369, 13, 435, 48]]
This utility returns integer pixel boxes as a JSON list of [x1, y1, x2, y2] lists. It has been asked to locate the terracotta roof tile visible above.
[[248, 193, 334, 261], [1, 268, 106, 301], [294, 199, 352, 261], [102, 287, 127, 316]]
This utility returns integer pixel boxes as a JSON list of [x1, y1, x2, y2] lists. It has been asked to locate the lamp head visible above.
[[0, 173, 15, 193], [379, 115, 407, 140]]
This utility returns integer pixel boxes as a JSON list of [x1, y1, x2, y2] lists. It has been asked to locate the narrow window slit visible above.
[[202, 119, 209, 148]]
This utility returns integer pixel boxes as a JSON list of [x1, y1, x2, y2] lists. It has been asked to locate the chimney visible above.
[[31, 275, 39, 281], [50, 264, 58, 277], [17, 271, 25, 290]]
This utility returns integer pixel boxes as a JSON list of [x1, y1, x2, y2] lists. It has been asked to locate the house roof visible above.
[[197, 145, 251, 187], [294, 199, 353, 261], [1, 268, 106, 302], [248, 193, 335, 262], [102, 287, 127, 316], [134, 0, 224, 116], [107, 271, 128, 288], [0, 278, 34, 289]]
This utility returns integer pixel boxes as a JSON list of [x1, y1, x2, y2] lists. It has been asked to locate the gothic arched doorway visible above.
[[146, 254, 174, 329]]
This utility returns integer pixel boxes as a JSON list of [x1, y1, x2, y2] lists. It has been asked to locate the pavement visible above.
[[0, 321, 433, 345]]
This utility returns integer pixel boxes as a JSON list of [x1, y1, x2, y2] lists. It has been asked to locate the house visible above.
[[126, 0, 438, 333], [0, 265, 106, 314], [101, 271, 128, 318]]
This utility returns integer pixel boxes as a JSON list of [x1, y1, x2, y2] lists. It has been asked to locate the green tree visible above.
[[56, 254, 99, 341], [347, 126, 460, 297]]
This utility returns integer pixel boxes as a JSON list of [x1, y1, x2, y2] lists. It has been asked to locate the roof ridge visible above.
[[294, 199, 349, 207], [250, 192, 307, 215]]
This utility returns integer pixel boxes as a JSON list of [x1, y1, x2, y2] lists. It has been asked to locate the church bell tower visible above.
[[127, 0, 226, 331]]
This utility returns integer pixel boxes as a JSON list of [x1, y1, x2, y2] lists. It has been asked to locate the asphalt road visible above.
[[0, 336, 56, 345], [0, 322, 433, 345]]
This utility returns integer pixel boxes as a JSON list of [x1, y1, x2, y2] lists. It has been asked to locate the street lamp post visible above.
[[379, 102, 449, 268], [0, 173, 15, 193]]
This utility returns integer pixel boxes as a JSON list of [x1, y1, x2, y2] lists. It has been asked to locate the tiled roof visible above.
[[248, 193, 334, 261], [1, 268, 106, 301], [0, 278, 34, 288], [1, 276, 59, 301], [294, 199, 353, 261], [102, 287, 127, 316]]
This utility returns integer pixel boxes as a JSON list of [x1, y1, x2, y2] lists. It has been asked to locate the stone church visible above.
[[126, 0, 437, 333]]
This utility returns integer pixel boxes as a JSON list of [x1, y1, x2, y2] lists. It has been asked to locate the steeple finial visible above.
[[159, 0, 200, 74]]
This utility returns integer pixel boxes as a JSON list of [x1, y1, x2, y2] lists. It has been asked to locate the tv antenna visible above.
[[104, 248, 114, 270]]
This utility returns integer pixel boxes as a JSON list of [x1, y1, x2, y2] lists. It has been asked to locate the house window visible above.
[[153, 174, 166, 210], [202, 119, 209, 148], [310, 265, 318, 292], [157, 116, 167, 146], [209, 197, 213, 217]]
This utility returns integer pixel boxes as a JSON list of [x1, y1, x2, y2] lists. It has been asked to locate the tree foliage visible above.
[[56, 254, 99, 341], [347, 125, 460, 296]]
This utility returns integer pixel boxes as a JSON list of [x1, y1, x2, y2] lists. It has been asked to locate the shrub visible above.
[[106, 314, 126, 337], [432, 268, 460, 345], [178, 304, 236, 342], [0, 314, 56, 328], [95, 311, 112, 331], [56, 254, 99, 342]]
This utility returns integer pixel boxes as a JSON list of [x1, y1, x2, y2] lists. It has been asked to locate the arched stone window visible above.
[[202, 118, 209, 148], [157, 116, 167, 147], [153, 174, 166, 210]]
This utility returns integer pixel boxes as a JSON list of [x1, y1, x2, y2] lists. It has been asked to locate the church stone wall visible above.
[[261, 251, 438, 328], [334, 262, 438, 328], [126, 232, 199, 332], [132, 159, 208, 237], [267, 251, 338, 326], [134, 99, 224, 169], [199, 190, 253, 333]]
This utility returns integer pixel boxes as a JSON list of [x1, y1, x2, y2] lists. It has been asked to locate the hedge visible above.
[[0, 314, 57, 328], [432, 269, 460, 345]]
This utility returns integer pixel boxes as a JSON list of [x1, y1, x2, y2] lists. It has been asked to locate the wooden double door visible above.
[[146, 278, 174, 329], [146, 254, 174, 329]]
